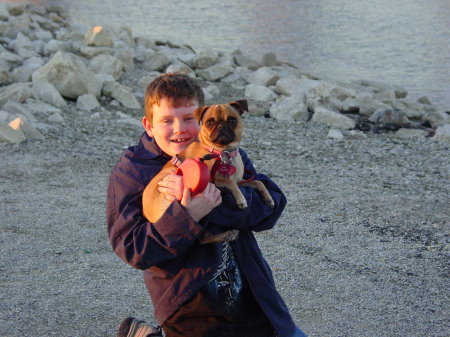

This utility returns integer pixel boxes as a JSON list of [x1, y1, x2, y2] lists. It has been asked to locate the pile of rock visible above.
[[0, 3, 449, 144]]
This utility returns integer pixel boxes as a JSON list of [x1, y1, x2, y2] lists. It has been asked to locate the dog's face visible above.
[[194, 100, 248, 149]]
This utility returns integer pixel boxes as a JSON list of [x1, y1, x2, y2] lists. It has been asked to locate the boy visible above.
[[106, 73, 306, 337]]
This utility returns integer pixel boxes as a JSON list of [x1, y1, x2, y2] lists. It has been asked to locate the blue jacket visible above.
[[106, 132, 296, 337]]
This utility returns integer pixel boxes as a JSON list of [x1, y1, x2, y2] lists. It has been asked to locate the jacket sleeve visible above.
[[106, 165, 207, 270], [205, 148, 287, 232]]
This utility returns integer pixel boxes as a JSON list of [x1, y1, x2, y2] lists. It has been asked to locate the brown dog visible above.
[[142, 100, 274, 243]]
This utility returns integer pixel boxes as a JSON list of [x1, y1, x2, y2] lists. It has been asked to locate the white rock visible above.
[[32, 80, 67, 108], [0, 122, 26, 143], [245, 84, 277, 102], [0, 83, 34, 107], [327, 128, 344, 140], [392, 98, 425, 119], [24, 99, 61, 119], [312, 106, 356, 130], [84, 26, 114, 47], [423, 110, 449, 128], [165, 62, 195, 77], [330, 86, 356, 101], [231, 49, 260, 70], [76, 94, 100, 111], [246, 67, 280, 87], [35, 29, 53, 42], [11, 32, 34, 51], [137, 73, 160, 89], [4, 101, 37, 123], [12, 63, 40, 83], [0, 3, 9, 20], [135, 37, 157, 51], [396, 128, 427, 139], [369, 108, 409, 126], [9, 117, 43, 140], [103, 81, 141, 109], [432, 124, 450, 143], [417, 96, 432, 105], [275, 76, 304, 96], [143, 52, 170, 71], [115, 48, 135, 70], [0, 110, 12, 123], [193, 49, 219, 69], [89, 54, 124, 80], [269, 95, 309, 122], [353, 80, 408, 99], [48, 112, 64, 123], [196, 63, 233, 82], [0, 50, 22, 64], [261, 52, 278, 67], [32, 51, 103, 99]]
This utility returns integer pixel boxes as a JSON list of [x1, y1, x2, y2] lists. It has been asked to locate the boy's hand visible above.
[[180, 183, 222, 222], [158, 171, 184, 201]]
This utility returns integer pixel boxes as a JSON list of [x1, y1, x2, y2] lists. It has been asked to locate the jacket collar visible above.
[[135, 132, 171, 160]]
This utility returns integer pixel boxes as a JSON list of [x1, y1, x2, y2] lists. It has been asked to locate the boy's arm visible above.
[[205, 148, 287, 232], [106, 166, 207, 270]]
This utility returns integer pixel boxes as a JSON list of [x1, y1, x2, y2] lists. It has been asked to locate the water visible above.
[[3, 0, 450, 110]]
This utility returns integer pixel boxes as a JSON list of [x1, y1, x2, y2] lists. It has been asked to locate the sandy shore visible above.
[[0, 84, 448, 336]]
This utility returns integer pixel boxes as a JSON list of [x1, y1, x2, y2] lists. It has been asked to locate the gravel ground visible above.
[[0, 84, 449, 337]]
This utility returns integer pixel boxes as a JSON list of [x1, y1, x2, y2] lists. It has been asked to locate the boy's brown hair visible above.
[[144, 73, 205, 123]]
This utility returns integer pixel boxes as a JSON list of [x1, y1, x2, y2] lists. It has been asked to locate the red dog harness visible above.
[[170, 148, 254, 195]]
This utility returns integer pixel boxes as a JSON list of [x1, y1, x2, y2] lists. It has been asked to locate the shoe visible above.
[[116, 317, 163, 337]]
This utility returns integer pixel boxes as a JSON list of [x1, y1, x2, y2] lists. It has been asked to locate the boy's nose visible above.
[[173, 120, 187, 133]]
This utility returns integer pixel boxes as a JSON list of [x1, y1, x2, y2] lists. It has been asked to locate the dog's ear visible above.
[[194, 106, 209, 122], [229, 100, 248, 115]]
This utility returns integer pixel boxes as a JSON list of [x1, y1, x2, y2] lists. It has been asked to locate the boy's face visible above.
[[142, 98, 200, 157]]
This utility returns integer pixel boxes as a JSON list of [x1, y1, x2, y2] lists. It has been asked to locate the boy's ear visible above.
[[229, 100, 248, 115], [194, 106, 209, 122], [142, 116, 154, 137]]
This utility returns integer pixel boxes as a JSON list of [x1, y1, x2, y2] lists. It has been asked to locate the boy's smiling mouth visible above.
[[171, 138, 190, 143]]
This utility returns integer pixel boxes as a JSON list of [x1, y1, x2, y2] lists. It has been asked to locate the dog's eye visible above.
[[205, 119, 215, 127], [227, 117, 237, 125]]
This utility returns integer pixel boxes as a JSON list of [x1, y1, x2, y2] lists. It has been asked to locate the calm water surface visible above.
[[3, 0, 450, 109]]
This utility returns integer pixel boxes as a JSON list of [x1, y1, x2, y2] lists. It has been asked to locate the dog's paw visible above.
[[265, 197, 275, 208], [236, 198, 248, 209]]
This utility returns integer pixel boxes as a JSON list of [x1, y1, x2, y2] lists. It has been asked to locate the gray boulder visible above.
[[193, 49, 219, 69], [89, 54, 124, 80], [245, 84, 277, 102], [261, 52, 278, 67], [0, 83, 34, 107], [4, 101, 37, 124], [369, 108, 410, 126], [246, 67, 280, 87], [232, 49, 260, 70], [143, 52, 170, 72], [32, 80, 67, 108], [312, 106, 356, 130], [32, 51, 102, 99], [196, 63, 233, 82], [103, 81, 141, 109], [432, 124, 450, 143], [84, 26, 114, 47], [9, 117, 43, 140], [76, 94, 100, 111], [0, 122, 26, 143], [269, 95, 309, 122], [423, 110, 449, 128]]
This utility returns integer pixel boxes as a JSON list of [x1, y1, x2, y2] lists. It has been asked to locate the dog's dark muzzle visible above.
[[211, 123, 236, 145]]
